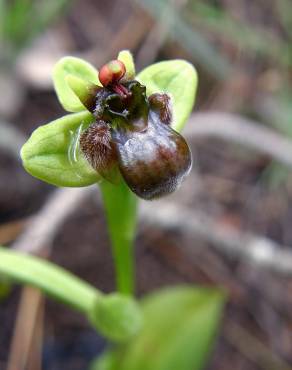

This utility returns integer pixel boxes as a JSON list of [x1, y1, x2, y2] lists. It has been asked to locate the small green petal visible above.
[[53, 56, 100, 112], [66, 74, 100, 111], [118, 50, 136, 81]]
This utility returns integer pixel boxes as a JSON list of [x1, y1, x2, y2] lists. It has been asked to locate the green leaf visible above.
[[118, 50, 136, 80], [137, 60, 198, 132], [53, 56, 100, 112], [100, 180, 137, 295], [94, 286, 225, 370], [0, 247, 143, 342], [0, 246, 98, 312], [21, 111, 100, 187]]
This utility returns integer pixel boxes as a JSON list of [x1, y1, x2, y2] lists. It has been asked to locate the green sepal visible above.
[[53, 56, 100, 112], [21, 111, 100, 187], [137, 60, 198, 132]]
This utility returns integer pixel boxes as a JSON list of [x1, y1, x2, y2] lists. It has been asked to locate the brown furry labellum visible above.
[[80, 65, 192, 200]]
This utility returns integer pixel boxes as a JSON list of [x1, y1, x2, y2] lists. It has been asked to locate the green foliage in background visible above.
[[0, 0, 71, 60]]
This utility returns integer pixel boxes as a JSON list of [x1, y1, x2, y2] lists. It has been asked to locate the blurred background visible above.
[[1, 0, 292, 369]]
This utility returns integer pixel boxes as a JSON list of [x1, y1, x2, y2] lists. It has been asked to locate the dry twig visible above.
[[139, 201, 292, 275], [15, 186, 289, 276], [186, 112, 292, 169], [12, 186, 95, 253], [224, 321, 292, 370], [6, 287, 44, 370]]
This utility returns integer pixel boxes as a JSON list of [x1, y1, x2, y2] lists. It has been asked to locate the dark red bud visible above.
[[99, 60, 126, 87]]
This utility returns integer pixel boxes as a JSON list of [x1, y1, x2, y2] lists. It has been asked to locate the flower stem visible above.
[[100, 179, 137, 295]]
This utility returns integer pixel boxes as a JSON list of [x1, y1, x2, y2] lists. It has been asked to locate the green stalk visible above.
[[100, 179, 137, 295]]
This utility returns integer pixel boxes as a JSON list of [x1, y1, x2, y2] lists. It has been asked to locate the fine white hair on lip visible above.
[[121, 137, 157, 163]]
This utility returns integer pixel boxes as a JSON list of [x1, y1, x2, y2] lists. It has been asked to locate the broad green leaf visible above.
[[137, 60, 198, 132], [0, 246, 98, 312], [21, 111, 100, 187], [118, 50, 135, 80], [100, 180, 137, 295], [53, 56, 100, 112], [94, 286, 225, 370]]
